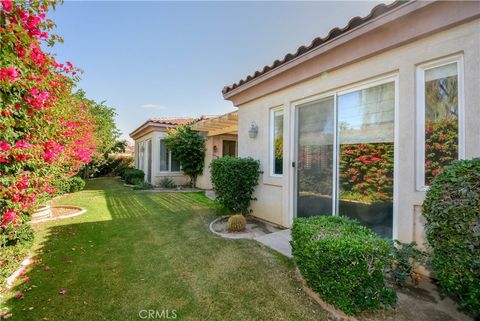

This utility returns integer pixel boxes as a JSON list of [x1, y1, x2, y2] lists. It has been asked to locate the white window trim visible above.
[[159, 138, 182, 173], [270, 107, 284, 177], [415, 54, 465, 191]]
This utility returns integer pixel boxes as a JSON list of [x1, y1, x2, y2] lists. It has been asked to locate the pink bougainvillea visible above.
[[0, 1, 96, 236]]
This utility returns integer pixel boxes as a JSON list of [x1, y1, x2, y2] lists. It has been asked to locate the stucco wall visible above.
[[237, 19, 480, 244], [196, 134, 238, 190], [134, 131, 189, 186]]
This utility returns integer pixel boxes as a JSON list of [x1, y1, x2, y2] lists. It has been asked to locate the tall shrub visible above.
[[165, 124, 205, 187], [423, 158, 480, 317], [210, 157, 261, 214]]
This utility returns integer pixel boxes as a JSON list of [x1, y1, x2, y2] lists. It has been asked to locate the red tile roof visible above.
[[222, 0, 407, 95], [147, 117, 195, 126]]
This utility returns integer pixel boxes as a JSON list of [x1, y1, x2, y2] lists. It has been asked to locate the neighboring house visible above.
[[129, 117, 193, 186], [193, 111, 238, 189], [222, 0, 480, 244]]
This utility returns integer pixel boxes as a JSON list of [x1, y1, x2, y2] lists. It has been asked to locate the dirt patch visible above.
[[51, 206, 80, 218], [30, 206, 86, 224]]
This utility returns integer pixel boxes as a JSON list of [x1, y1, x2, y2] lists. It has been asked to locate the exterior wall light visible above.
[[248, 122, 258, 138]]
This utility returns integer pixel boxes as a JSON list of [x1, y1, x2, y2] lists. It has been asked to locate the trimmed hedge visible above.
[[123, 169, 145, 185], [423, 158, 480, 317], [210, 157, 261, 214], [52, 176, 86, 195], [291, 216, 396, 315]]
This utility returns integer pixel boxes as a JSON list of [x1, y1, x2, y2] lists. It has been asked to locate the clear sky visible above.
[[47, 1, 383, 141]]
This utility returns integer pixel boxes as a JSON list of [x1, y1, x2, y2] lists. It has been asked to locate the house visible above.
[[129, 114, 238, 189], [221, 0, 480, 243], [129, 117, 194, 186], [193, 111, 238, 189]]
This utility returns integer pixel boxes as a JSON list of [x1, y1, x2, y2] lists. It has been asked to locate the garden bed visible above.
[[30, 206, 86, 224], [210, 216, 282, 239]]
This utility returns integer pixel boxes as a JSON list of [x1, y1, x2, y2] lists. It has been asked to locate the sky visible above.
[[47, 1, 384, 141]]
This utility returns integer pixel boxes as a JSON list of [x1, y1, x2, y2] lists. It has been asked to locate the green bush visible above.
[[0, 241, 32, 287], [291, 216, 396, 315], [210, 157, 261, 214], [132, 182, 153, 190], [389, 241, 426, 287], [68, 177, 86, 193], [159, 177, 176, 189], [51, 179, 70, 195], [0, 223, 34, 248], [119, 166, 134, 180], [123, 168, 145, 185], [52, 176, 86, 194], [0, 223, 35, 286], [423, 158, 480, 317]]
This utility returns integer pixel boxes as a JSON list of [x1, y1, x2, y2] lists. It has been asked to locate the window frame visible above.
[[415, 54, 465, 191], [159, 138, 181, 173], [270, 107, 284, 177]]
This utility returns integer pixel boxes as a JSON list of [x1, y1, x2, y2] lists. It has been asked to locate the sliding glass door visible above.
[[337, 82, 395, 238], [295, 80, 395, 238], [297, 97, 335, 217]]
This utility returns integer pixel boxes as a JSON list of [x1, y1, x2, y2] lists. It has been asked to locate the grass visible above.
[[1, 177, 331, 321]]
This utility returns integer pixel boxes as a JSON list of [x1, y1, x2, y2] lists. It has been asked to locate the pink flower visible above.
[[29, 44, 46, 67], [14, 292, 24, 299], [1, 0, 13, 13], [44, 265, 50, 271], [24, 276, 30, 283], [0, 141, 11, 152], [14, 141, 32, 149], [58, 289, 67, 295], [1, 210, 16, 226], [42, 140, 63, 163], [0, 67, 20, 83]]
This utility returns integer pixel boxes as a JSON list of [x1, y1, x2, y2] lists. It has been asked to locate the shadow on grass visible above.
[[2, 179, 222, 320], [4, 178, 318, 321]]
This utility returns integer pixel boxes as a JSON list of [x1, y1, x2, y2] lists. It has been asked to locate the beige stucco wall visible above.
[[196, 134, 238, 190], [134, 131, 189, 186], [237, 19, 480, 244]]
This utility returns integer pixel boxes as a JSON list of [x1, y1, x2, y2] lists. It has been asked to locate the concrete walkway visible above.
[[254, 229, 292, 258], [205, 190, 216, 200]]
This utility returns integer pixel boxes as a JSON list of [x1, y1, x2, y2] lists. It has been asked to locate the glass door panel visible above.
[[297, 97, 335, 217], [337, 82, 395, 238]]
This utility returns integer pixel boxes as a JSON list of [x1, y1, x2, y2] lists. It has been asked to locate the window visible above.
[[160, 139, 181, 172], [222, 140, 236, 157], [135, 143, 140, 168], [271, 108, 284, 176], [416, 56, 463, 190]]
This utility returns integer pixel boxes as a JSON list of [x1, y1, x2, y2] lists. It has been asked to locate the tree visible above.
[[165, 124, 205, 187], [74, 91, 122, 178]]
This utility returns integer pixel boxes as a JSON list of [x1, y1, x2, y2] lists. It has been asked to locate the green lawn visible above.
[[2, 178, 330, 321]]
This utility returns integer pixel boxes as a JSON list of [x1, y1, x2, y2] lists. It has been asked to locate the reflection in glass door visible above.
[[337, 82, 395, 238], [296, 97, 335, 217], [295, 80, 395, 238]]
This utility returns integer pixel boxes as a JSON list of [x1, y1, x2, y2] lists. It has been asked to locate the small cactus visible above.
[[227, 214, 246, 232]]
